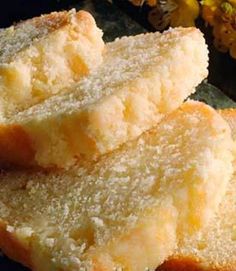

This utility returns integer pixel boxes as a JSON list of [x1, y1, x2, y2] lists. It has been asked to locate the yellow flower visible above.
[[201, 0, 236, 58], [129, 0, 157, 6], [147, 0, 158, 6], [170, 0, 200, 27], [129, 0, 200, 27]]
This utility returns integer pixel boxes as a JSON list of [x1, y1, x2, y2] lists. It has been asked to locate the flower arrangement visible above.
[[129, 0, 236, 59]]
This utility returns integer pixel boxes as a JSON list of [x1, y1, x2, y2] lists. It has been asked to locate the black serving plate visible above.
[[0, 1, 235, 270]]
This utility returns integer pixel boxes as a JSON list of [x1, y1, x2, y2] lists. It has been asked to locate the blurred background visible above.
[[0, 1, 80, 28]]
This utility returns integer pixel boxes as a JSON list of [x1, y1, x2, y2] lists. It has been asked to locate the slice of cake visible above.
[[157, 108, 236, 271], [0, 27, 208, 168], [0, 9, 104, 119], [0, 101, 233, 271]]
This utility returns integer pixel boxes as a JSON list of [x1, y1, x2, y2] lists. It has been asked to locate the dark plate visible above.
[[0, 0, 235, 270]]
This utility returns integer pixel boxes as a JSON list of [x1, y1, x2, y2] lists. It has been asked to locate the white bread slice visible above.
[[0, 27, 208, 168], [0, 101, 233, 271], [0, 9, 104, 119], [157, 108, 236, 271]]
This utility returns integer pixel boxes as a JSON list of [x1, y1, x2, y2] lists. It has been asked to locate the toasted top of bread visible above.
[[0, 101, 233, 271], [157, 109, 236, 271], [0, 9, 104, 118], [0, 27, 209, 168]]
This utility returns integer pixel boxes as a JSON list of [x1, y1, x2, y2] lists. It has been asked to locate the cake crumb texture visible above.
[[0, 27, 208, 168], [0, 101, 233, 271], [157, 108, 236, 271], [0, 9, 104, 118]]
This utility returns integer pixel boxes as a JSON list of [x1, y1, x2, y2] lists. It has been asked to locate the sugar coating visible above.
[[0, 9, 104, 119], [14, 27, 208, 120], [1, 27, 209, 168], [173, 177, 236, 270], [0, 101, 233, 271], [163, 109, 236, 271], [0, 10, 71, 64]]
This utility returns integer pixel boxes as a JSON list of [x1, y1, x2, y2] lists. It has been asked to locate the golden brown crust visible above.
[[157, 258, 235, 271], [0, 219, 32, 269], [25, 9, 96, 35], [18, 10, 70, 33], [0, 124, 35, 167], [157, 258, 205, 271], [218, 108, 236, 115]]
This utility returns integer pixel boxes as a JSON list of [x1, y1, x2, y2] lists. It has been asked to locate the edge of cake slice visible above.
[[157, 108, 236, 271]]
